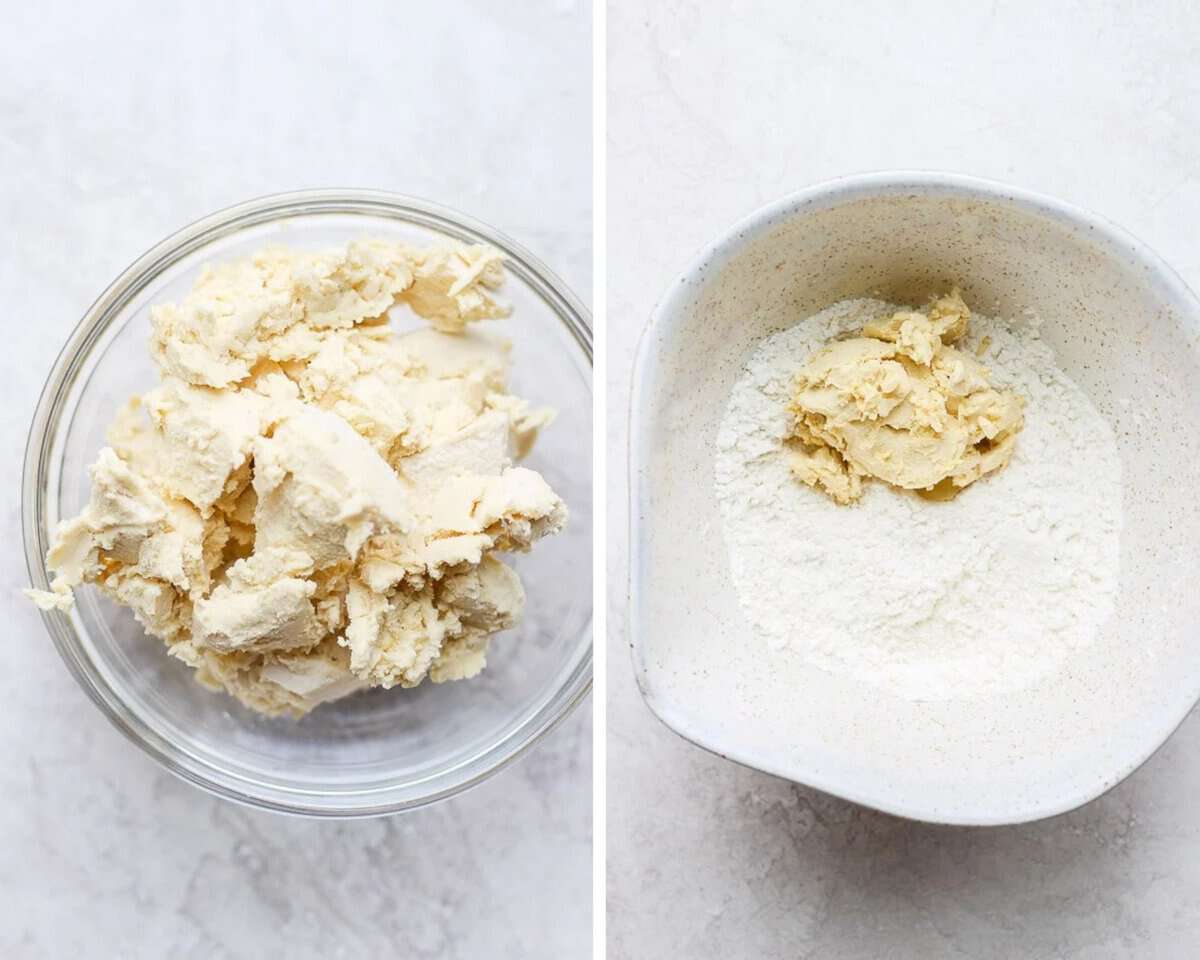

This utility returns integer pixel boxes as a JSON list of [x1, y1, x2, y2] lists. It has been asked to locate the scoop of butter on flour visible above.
[[787, 290, 1024, 504]]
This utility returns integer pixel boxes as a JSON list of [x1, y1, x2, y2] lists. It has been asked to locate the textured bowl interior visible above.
[[632, 175, 1200, 824], [33, 201, 592, 813]]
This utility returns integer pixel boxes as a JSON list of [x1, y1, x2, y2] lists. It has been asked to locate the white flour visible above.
[[714, 298, 1123, 701]]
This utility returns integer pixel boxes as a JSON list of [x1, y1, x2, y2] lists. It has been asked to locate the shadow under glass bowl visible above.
[[23, 189, 593, 816]]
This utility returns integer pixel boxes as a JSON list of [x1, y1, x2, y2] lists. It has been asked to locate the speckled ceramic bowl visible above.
[[25, 190, 592, 816], [630, 171, 1200, 825]]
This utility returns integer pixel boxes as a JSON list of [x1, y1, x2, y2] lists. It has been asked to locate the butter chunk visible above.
[[785, 440, 863, 506], [194, 576, 323, 654], [191, 547, 320, 654], [401, 244, 510, 333], [32, 447, 169, 604], [140, 379, 283, 514], [398, 327, 511, 389], [150, 241, 417, 388], [431, 557, 526, 683], [441, 555, 525, 632], [259, 652, 369, 709], [252, 407, 413, 567], [398, 409, 512, 493], [343, 581, 455, 688], [430, 467, 569, 551], [788, 291, 1024, 503]]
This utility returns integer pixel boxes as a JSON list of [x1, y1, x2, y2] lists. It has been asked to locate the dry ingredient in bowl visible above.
[[27, 240, 567, 716], [715, 295, 1122, 701]]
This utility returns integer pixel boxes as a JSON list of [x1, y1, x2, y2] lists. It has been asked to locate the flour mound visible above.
[[714, 297, 1123, 701]]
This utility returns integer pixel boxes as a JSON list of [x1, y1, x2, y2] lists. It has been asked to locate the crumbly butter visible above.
[[28, 240, 566, 716], [787, 291, 1024, 504]]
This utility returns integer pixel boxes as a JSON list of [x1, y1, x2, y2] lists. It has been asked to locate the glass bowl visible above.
[[22, 190, 592, 816]]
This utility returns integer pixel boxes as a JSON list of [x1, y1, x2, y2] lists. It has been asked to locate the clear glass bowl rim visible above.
[[22, 188, 593, 817]]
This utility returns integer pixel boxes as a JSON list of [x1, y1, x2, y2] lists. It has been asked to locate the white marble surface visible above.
[[1, 2, 590, 957], [608, 1, 1200, 957]]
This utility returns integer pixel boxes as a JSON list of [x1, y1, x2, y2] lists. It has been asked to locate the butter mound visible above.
[[787, 291, 1024, 504], [28, 239, 566, 716]]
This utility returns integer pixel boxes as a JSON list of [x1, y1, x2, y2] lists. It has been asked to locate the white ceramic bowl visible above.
[[630, 171, 1200, 825]]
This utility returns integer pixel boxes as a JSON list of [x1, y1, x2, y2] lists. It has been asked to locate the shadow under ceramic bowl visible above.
[[24, 190, 592, 816], [631, 171, 1200, 825]]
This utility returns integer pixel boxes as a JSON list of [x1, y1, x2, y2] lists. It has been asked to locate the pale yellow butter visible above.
[[28, 240, 566, 716], [788, 291, 1024, 504]]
